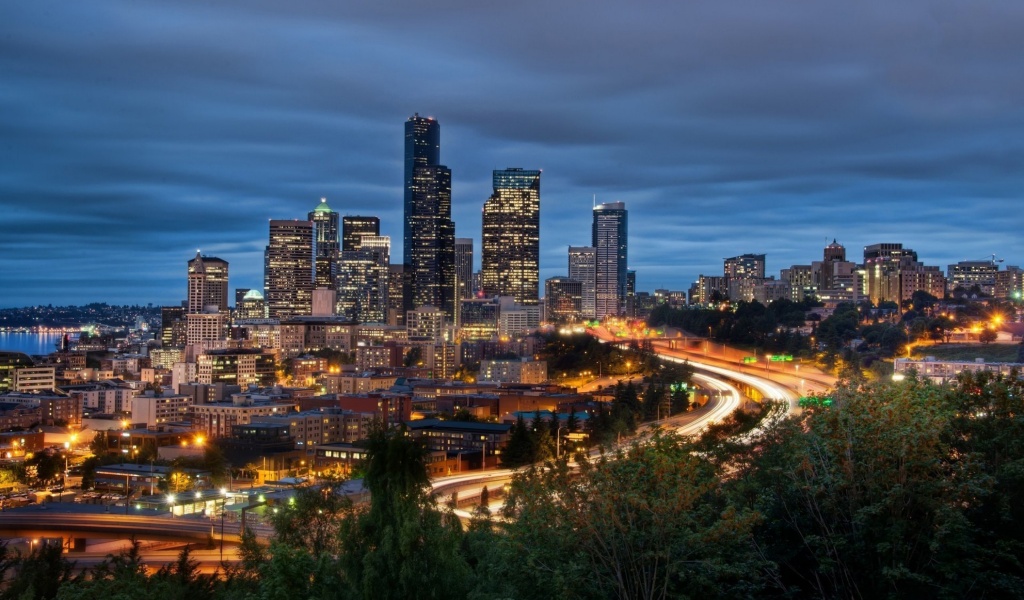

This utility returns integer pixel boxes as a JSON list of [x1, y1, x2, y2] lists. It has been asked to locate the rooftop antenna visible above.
[[593, 194, 597, 208]]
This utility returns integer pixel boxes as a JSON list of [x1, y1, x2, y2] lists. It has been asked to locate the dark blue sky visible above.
[[2, 1, 1023, 307]]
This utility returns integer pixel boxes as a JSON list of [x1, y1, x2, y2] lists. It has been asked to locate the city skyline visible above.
[[3, 2, 1024, 307]]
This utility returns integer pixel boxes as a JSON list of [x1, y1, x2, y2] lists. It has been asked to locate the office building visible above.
[[544, 277, 583, 323], [337, 235, 390, 323], [160, 306, 186, 348], [864, 243, 946, 306], [185, 311, 227, 346], [820, 240, 846, 291], [265, 220, 315, 318], [995, 266, 1024, 300], [403, 114, 455, 320], [341, 216, 380, 252], [309, 198, 340, 289], [481, 168, 541, 305], [187, 252, 229, 313], [455, 238, 474, 300], [947, 260, 999, 296], [406, 305, 447, 343], [236, 289, 266, 320], [195, 348, 277, 387], [568, 246, 597, 319], [724, 254, 766, 302], [592, 202, 628, 318]]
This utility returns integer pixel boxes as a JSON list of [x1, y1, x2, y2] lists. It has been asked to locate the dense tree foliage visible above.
[[11, 371, 1024, 599], [649, 298, 819, 354]]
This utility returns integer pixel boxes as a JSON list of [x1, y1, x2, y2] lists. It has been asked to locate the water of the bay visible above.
[[0, 332, 67, 356]]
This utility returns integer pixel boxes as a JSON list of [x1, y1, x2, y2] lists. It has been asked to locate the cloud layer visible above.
[[2, 1, 1022, 305]]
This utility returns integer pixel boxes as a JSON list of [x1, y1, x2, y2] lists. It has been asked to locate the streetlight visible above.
[[219, 487, 228, 562], [555, 425, 568, 459], [167, 493, 176, 518], [61, 442, 70, 502]]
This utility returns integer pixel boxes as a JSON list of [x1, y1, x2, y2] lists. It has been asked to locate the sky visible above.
[[2, 1, 1023, 307]]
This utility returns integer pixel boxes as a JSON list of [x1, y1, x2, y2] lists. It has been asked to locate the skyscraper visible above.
[[308, 198, 340, 289], [592, 202, 628, 319], [481, 168, 541, 305], [455, 238, 474, 300], [265, 220, 314, 319], [342, 216, 381, 252], [337, 235, 390, 323], [568, 246, 597, 320], [187, 252, 229, 313], [403, 114, 455, 319]]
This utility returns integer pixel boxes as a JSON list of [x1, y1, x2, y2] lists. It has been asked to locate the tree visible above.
[[979, 328, 998, 344], [339, 427, 471, 599], [502, 414, 533, 468], [499, 433, 763, 599]]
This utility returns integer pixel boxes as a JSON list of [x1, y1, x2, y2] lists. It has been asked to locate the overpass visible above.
[[0, 510, 244, 550]]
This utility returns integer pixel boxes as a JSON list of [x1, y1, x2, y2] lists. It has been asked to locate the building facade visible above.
[[403, 114, 456, 320], [481, 168, 541, 305], [265, 219, 315, 319], [592, 202, 628, 319], [568, 246, 597, 320], [455, 238, 474, 301], [309, 198, 340, 289], [187, 252, 229, 313]]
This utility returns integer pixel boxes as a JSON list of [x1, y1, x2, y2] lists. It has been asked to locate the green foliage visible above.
[[649, 298, 818, 352], [2, 542, 78, 600], [499, 434, 764, 599], [339, 427, 470, 599], [33, 368, 1024, 600]]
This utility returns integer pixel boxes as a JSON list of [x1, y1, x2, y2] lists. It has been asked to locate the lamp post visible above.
[[167, 494, 175, 518], [555, 425, 567, 459], [219, 487, 227, 562], [61, 442, 70, 502]]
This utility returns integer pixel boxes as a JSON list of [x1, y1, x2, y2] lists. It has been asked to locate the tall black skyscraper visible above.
[[403, 114, 455, 319]]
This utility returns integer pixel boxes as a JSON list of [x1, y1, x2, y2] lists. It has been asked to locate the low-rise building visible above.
[[894, 357, 1024, 384], [131, 392, 194, 428], [479, 359, 548, 384], [192, 399, 297, 439]]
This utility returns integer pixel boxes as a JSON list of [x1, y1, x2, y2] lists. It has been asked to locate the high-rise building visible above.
[[481, 168, 541, 306], [403, 114, 454, 318], [342, 216, 381, 252], [403, 115, 455, 320], [724, 253, 766, 302], [187, 252, 229, 313], [337, 235, 390, 323], [863, 243, 946, 306], [625, 270, 637, 318], [160, 306, 187, 348], [455, 238, 474, 300], [568, 246, 597, 320], [724, 254, 766, 281], [309, 198, 340, 289], [592, 202, 628, 319], [820, 240, 846, 291], [387, 264, 407, 327], [236, 289, 266, 320], [994, 266, 1024, 300], [544, 277, 583, 323], [947, 260, 999, 296], [265, 220, 314, 319]]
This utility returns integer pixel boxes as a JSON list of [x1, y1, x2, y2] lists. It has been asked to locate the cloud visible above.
[[1, 0, 1022, 306]]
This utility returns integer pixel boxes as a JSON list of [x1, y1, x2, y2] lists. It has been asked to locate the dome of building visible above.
[[312, 197, 333, 213], [242, 289, 264, 300]]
